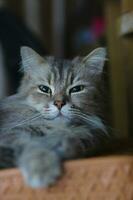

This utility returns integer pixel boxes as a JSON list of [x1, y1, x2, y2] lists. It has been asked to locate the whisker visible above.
[[70, 111, 107, 134], [0, 113, 43, 131], [70, 108, 113, 134], [14, 114, 42, 127]]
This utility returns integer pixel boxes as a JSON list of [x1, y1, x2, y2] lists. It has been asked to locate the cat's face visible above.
[[19, 47, 106, 121]]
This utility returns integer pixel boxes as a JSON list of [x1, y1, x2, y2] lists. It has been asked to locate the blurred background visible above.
[[0, 0, 133, 138]]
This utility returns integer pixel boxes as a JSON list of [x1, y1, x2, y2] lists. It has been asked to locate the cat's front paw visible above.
[[18, 149, 62, 188]]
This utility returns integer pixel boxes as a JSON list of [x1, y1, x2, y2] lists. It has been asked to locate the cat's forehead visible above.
[[41, 57, 81, 92], [39, 56, 88, 89], [46, 57, 72, 71], [45, 57, 74, 81]]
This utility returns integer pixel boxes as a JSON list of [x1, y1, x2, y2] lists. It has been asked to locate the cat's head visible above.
[[18, 47, 106, 121]]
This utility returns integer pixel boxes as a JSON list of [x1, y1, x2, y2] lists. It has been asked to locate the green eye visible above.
[[38, 85, 52, 94], [69, 85, 84, 94]]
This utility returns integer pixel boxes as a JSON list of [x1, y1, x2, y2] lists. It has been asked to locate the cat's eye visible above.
[[69, 85, 84, 94], [38, 85, 52, 95]]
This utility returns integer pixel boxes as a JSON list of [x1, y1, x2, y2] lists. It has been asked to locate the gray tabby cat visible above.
[[0, 47, 108, 188]]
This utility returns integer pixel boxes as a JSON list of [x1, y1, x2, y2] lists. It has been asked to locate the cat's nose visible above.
[[54, 100, 66, 109]]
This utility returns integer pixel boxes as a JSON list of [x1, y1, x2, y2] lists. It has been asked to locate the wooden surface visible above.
[[105, 0, 133, 137], [0, 156, 133, 200], [105, 0, 129, 137]]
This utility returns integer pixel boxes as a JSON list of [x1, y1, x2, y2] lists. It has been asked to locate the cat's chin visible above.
[[51, 113, 71, 123], [54, 113, 68, 119], [53, 117, 70, 125]]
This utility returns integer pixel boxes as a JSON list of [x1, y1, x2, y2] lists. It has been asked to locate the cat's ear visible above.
[[82, 47, 107, 75], [20, 46, 44, 72]]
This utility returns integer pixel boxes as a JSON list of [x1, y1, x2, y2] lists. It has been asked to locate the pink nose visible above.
[[54, 100, 66, 109]]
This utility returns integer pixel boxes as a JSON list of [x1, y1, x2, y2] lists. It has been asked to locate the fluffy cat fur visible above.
[[0, 47, 109, 188]]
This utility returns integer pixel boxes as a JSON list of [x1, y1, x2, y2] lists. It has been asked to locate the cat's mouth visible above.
[[42, 104, 72, 120]]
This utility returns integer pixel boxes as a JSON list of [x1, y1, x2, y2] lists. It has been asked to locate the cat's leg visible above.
[[17, 135, 63, 188], [0, 131, 62, 188], [17, 135, 79, 188], [18, 144, 62, 188]]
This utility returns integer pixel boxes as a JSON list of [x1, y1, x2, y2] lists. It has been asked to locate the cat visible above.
[[0, 46, 109, 188]]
